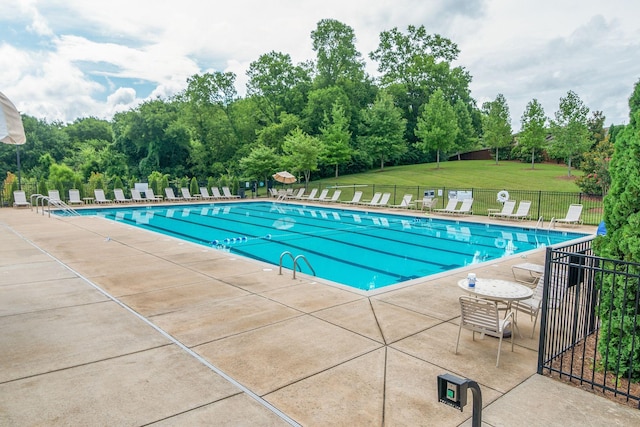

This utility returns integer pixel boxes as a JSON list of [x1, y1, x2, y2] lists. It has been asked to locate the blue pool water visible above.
[[75, 202, 588, 291]]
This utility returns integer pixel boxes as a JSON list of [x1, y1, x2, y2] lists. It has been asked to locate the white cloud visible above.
[[0, 0, 638, 128]]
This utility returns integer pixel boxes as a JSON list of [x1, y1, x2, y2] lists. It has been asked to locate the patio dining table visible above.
[[458, 278, 534, 337], [457, 278, 534, 303]]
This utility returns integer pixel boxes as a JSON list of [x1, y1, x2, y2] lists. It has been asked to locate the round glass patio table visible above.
[[457, 278, 533, 302]]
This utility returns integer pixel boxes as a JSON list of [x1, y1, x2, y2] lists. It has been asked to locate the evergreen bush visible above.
[[593, 80, 640, 380]]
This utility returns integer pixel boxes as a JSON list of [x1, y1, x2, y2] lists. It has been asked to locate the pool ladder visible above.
[[279, 251, 316, 279]]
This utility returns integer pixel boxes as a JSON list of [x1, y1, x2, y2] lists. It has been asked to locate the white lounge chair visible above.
[[434, 198, 459, 214], [300, 188, 318, 200], [504, 200, 532, 221], [373, 192, 391, 207], [68, 189, 84, 205], [359, 192, 382, 206], [130, 189, 145, 203], [164, 188, 183, 202], [48, 190, 62, 203], [222, 186, 240, 199], [390, 194, 413, 208], [13, 190, 30, 208], [114, 189, 131, 203], [552, 204, 583, 227], [289, 188, 306, 199], [326, 189, 342, 203], [450, 198, 473, 215], [211, 187, 225, 199], [456, 296, 514, 367], [199, 187, 215, 200], [488, 200, 516, 218], [144, 188, 163, 202], [94, 189, 112, 204], [181, 187, 199, 201], [343, 191, 363, 205], [310, 189, 329, 202]]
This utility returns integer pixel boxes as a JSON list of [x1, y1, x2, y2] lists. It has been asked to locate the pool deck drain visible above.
[[2, 205, 639, 426]]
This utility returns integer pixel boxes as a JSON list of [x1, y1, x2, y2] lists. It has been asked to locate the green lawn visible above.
[[297, 160, 600, 225], [314, 160, 583, 192]]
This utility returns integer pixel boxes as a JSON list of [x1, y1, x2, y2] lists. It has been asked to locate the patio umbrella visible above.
[[0, 91, 27, 189], [272, 171, 296, 184]]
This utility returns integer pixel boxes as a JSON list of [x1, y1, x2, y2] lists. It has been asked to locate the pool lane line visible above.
[[102, 209, 477, 284]]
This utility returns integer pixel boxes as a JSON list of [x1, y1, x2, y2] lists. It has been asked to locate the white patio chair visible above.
[[456, 295, 514, 367], [512, 278, 544, 338]]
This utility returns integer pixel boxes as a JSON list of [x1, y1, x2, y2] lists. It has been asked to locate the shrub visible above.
[[189, 177, 198, 195]]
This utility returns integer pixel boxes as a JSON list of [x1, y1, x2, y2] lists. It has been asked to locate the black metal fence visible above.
[[538, 237, 640, 407], [2, 181, 603, 225], [306, 184, 603, 225]]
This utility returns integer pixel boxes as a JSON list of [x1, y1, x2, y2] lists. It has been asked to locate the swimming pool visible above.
[[76, 202, 588, 291]]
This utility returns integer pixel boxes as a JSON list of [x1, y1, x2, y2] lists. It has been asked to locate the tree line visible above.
[[0, 19, 624, 196]]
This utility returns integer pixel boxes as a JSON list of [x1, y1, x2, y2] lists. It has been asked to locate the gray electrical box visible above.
[[437, 373, 468, 411]]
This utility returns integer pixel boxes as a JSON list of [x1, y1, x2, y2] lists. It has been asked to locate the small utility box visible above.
[[437, 373, 468, 411], [437, 373, 482, 427]]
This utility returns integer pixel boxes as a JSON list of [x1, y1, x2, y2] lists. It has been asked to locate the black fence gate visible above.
[[538, 237, 640, 407]]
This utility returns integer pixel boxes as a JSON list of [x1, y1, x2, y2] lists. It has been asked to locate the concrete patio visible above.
[[1, 203, 639, 426]]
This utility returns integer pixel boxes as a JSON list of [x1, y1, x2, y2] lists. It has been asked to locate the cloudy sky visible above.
[[1, 0, 639, 130]]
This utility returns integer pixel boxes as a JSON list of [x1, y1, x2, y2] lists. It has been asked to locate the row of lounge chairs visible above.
[[272, 189, 439, 210], [10, 188, 584, 227], [487, 199, 532, 221], [24, 186, 241, 205]]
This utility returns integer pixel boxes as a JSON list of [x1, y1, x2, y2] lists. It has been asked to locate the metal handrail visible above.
[[35, 195, 80, 217], [30, 193, 42, 211], [279, 251, 295, 276], [279, 251, 316, 279], [293, 255, 315, 279]]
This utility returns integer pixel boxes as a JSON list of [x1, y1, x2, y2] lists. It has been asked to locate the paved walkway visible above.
[[1, 204, 638, 426]]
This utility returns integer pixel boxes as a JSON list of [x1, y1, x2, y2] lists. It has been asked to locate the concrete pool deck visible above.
[[2, 203, 639, 426]]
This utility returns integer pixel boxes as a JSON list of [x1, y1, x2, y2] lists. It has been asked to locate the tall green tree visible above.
[[238, 145, 279, 186], [453, 99, 477, 159], [482, 94, 513, 164], [319, 102, 352, 178], [282, 128, 324, 186], [587, 110, 607, 147], [519, 99, 547, 169], [358, 91, 407, 170], [311, 19, 366, 88], [246, 51, 312, 123], [593, 79, 640, 380], [112, 99, 190, 178], [181, 72, 241, 172], [549, 90, 590, 176], [64, 117, 113, 144], [303, 86, 350, 135], [370, 25, 474, 145], [415, 89, 458, 168]]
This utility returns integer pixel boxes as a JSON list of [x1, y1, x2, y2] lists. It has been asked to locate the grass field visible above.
[[314, 160, 583, 192], [294, 160, 600, 225]]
